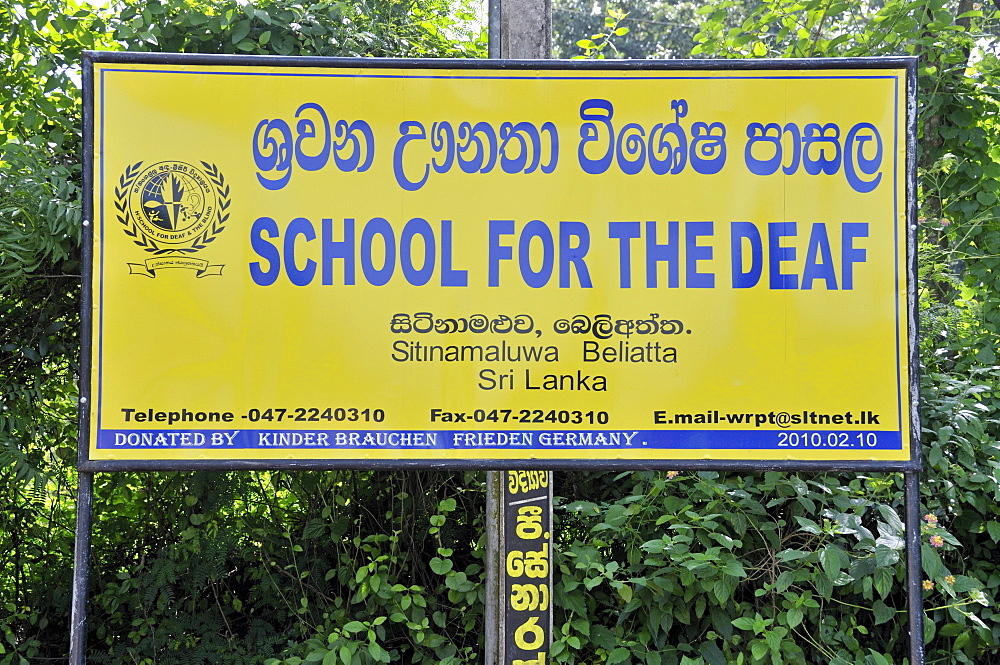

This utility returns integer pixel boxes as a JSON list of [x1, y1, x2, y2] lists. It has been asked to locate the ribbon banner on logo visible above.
[[127, 257, 224, 278]]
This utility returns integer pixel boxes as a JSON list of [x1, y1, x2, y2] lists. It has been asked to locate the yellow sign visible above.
[[84, 54, 915, 465]]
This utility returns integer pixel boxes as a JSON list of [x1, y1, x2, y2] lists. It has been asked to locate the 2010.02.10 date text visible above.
[[430, 408, 609, 424], [778, 432, 879, 447], [243, 407, 386, 423]]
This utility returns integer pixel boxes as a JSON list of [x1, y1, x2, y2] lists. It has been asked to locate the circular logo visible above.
[[116, 161, 229, 254]]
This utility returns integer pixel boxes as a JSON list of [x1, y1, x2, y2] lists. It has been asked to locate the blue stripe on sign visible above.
[[98, 429, 901, 450]]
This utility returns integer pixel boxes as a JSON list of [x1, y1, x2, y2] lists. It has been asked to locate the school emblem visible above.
[[115, 161, 229, 277]]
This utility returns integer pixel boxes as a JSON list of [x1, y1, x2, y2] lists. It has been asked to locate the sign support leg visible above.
[[69, 470, 94, 665], [485, 471, 504, 665], [904, 470, 925, 665], [487, 471, 553, 665]]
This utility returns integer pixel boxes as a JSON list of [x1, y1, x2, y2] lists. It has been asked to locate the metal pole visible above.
[[904, 470, 925, 665], [69, 470, 94, 665], [484, 471, 504, 665], [488, 0, 502, 58]]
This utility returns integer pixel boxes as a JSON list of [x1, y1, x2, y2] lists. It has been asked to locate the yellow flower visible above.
[[929, 535, 944, 548], [923, 580, 934, 590], [944, 575, 956, 585], [924, 513, 939, 525]]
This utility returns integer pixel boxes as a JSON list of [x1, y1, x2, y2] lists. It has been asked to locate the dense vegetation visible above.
[[2, 0, 1000, 663]]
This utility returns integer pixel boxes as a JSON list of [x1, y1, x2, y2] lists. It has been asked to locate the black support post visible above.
[[904, 470, 925, 665], [69, 471, 94, 665]]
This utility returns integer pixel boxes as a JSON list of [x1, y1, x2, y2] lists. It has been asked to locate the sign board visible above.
[[500, 471, 552, 665], [81, 53, 917, 468]]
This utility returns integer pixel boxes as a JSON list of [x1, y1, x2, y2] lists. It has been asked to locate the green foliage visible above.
[[78, 470, 484, 665], [111, 0, 485, 58], [553, 0, 754, 60], [553, 472, 944, 665], [550, 464, 997, 664], [0, 0, 109, 148], [0, 145, 80, 495], [572, 7, 630, 59], [0, 144, 80, 295], [261, 486, 483, 665], [919, 367, 1000, 657]]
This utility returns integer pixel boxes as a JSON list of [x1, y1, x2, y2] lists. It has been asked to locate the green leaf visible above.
[[642, 539, 665, 554], [877, 506, 904, 535], [773, 570, 794, 593], [938, 622, 966, 637], [867, 649, 891, 665], [721, 560, 746, 577], [815, 573, 833, 599], [699, 641, 726, 665], [820, 545, 848, 577], [921, 546, 945, 578], [608, 647, 630, 664], [960, 199, 980, 217], [874, 546, 899, 568], [786, 607, 803, 628], [873, 567, 893, 598], [764, 629, 781, 652], [776, 549, 809, 562], [872, 600, 895, 625], [368, 643, 390, 663], [231, 19, 252, 44], [794, 516, 821, 534], [713, 576, 735, 604], [952, 576, 978, 593], [430, 557, 453, 574], [343, 621, 365, 634]]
